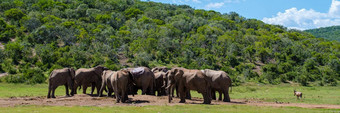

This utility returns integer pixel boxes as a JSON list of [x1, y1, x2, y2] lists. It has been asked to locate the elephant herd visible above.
[[47, 66, 232, 104]]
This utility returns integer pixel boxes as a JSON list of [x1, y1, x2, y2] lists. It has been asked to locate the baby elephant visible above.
[[294, 90, 303, 100], [48, 68, 76, 98]]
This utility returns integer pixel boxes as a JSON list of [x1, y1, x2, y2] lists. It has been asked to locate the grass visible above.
[[0, 105, 339, 113], [0, 83, 339, 105], [0, 83, 339, 112], [190, 83, 340, 105]]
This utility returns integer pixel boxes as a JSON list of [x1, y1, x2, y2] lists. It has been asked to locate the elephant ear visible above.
[[174, 68, 184, 79], [122, 70, 133, 80], [94, 66, 105, 76], [102, 70, 107, 78]]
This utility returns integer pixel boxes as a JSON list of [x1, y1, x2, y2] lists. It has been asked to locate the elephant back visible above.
[[130, 67, 145, 77]]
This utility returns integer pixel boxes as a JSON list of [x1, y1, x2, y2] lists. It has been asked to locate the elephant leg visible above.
[[51, 86, 57, 98], [141, 85, 148, 95], [211, 90, 216, 100], [171, 86, 175, 97], [202, 92, 211, 104], [47, 84, 52, 98], [73, 84, 78, 94], [176, 85, 179, 98], [116, 91, 121, 103], [65, 84, 70, 97], [178, 85, 185, 103], [82, 85, 87, 94], [121, 89, 127, 103], [218, 91, 223, 101], [96, 83, 101, 95], [91, 83, 95, 95], [179, 91, 186, 103], [161, 87, 166, 96], [108, 88, 113, 97], [149, 80, 154, 95], [173, 85, 179, 97], [223, 88, 231, 102], [186, 90, 191, 99], [99, 81, 106, 97], [124, 93, 129, 102]]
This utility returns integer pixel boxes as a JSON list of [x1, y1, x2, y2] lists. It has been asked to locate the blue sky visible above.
[[141, 0, 340, 30]]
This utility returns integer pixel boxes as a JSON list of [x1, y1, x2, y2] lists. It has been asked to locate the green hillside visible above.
[[305, 26, 340, 41], [0, 0, 339, 86]]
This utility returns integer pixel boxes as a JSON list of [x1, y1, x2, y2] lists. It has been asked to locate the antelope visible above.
[[294, 90, 303, 100]]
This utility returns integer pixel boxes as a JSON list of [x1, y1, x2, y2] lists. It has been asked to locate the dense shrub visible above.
[[4, 8, 25, 20], [0, 0, 338, 86], [0, 18, 16, 41]]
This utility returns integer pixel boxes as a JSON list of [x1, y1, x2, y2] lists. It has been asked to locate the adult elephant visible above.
[[47, 68, 75, 98], [152, 67, 169, 96], [124, 67, 154, 95], [98, 70, 115, 97], [74, 66, 108, 95], [111, 70, 134, 103], [202, 69, 232, 102], [166, 68, 212, 104], [153, 72, 167, 96]]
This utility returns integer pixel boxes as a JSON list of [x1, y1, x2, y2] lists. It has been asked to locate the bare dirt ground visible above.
[[0, 94, 340, 109]]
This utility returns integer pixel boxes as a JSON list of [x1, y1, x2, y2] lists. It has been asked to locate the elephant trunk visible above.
[[167, 79, 173, 103], [161, 80, 167, 88], [168, 85, 172, 103]]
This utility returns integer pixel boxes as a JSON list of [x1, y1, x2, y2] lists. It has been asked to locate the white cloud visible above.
[[204, 0, 244, 10], [225, 0, 245, 3], [263, 0, 340, 30], [192, 0, 201, 3], [205, 2, 225, 9], [330, 0, 340, 17]]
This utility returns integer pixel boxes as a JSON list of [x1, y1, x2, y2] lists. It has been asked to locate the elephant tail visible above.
[[48, 71, 54, 85], [115, 71, 119, 96], [230, 81, 232, 93], [229, 77, 232, 93]]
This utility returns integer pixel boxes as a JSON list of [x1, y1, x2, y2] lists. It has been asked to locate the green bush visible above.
[[1, 59, 17, 74], [4, 67, 46, 84], [3, 74, 25, 83], [0, 18, 16, 41], [4, 8, 25, 20]]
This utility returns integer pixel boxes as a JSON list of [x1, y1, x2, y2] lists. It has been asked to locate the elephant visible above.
[[98, 70, 115, 97], [152, 67, 169, 96], [153, 71, 167, 96], [166, 68, 212, 104], [74, 66, 108, 95], [151, 67, 170, 73], [47, 68, 75, 98], [201, 69, 232, 102], [110, 70, 134, 103], [124, 67, 154, 95]]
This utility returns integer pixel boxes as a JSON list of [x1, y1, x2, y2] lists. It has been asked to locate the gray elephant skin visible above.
[[151, 74, 165, 96], [47, 68, 75, 98], [125, 67, 155, 95], [152, 67, 169, 96], [99, 70, 115, 97], [166, 68, 212, 104], [74, 66, 108, 95], [202, 69, 232, 102], [111, 70, 134, 103]]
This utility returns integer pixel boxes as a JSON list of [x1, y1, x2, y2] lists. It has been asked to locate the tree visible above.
[[4, 8, 25, 20]]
